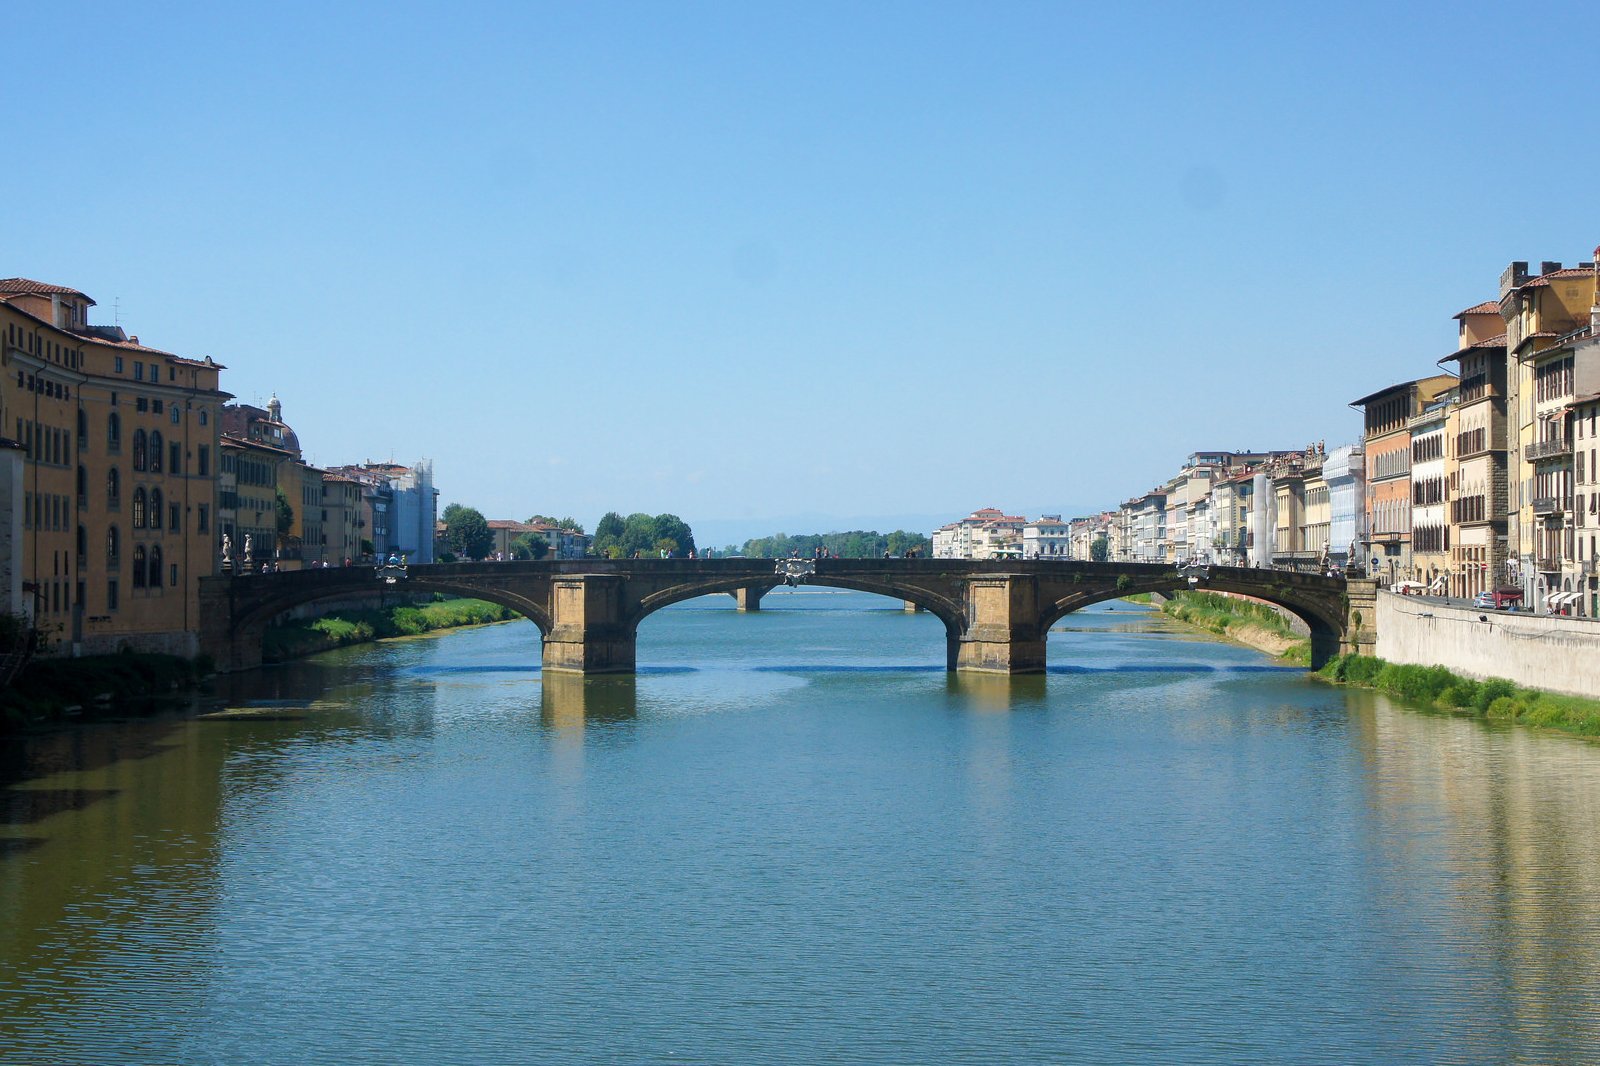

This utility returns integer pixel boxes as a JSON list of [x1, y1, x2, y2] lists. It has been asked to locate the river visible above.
[[3, 592, 1600, 1063]]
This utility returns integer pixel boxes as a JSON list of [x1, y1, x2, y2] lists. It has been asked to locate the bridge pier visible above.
[[542, 575, 636, 674], [1342, 579, 1379, 659], [903, 600, 923, 613], [954, 575, 1047, 674], [734, 586, 769, 612]]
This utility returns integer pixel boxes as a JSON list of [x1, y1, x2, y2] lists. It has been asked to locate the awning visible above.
[[1548, 591, 1581, 606]]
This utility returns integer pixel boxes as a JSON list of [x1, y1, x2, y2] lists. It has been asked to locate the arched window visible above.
[[108, 412, 121, 451], [149, 545, 163, 588], [149, 430, 163, 473], [132, 545, 147, 588], [132, 487, 147, 529], [132, 429, 147, 472], [107, 526, 120, 567], [76, 465, 87, 502], [149, 488, 164, 533], [107, 467, 121, 507]]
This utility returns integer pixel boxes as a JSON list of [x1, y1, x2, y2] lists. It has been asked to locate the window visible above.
[[171, 407, 180, 425], [149, 431, 163, 473], [198, 504, 209, 533], [134, 361, 144, 381], [170, 503, 181, 532], [76, 525, 86, 565], [170, 563, 178, 587], [136, 396, 148, 413], [77, 409, 87, 449], [170, 443, 181, 474], [152, 399, 163, 415], [149, 488, 163, 532], [199, 409, 208, 426], [132, 545, 147, 588], [114, 356, 123, 374], [149, 545, 162, 589], [107, 466, 121, 508], [107, 526, 120, 566], [198, 445, 210, 477], [132, 487, 147, 528], [108, 412, 121, 451], [107, 578, 118, 611], [132, 428, 147, 471]]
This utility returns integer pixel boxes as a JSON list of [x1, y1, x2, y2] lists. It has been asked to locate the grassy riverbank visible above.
[[1157, 591, 1311, 665], [1, 653, 210, 733], [1317, 654, 1600, 738], [263, 597, 518, 661]]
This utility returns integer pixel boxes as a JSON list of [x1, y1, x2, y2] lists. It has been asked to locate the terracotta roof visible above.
[[1438, 333, 1507, 364], [0, 278, 94, 302], [1454, 300, 1501, 318], [1520, 268, 1596, 288]]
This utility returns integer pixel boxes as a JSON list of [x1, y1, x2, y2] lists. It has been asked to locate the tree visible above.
[[510, 531, 549, 560], [442, 503, 493, 560], [527, 514, 584, 534], [1090, 535, 1109, 562], [275, 490, 294, 542], [593, 512, 626, 558]]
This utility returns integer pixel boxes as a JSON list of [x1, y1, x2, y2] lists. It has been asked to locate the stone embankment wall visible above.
[[1376, 591, 1600, 699]]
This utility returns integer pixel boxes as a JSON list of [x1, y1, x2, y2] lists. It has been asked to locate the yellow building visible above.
[[1439, 300, 1508, 599], [0, 278, 228, 656], [218, 434, 296, 572]]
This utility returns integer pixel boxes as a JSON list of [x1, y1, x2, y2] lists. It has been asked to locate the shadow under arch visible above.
[[631, 575, 964, 634], [1040, 574, 1343, 668]]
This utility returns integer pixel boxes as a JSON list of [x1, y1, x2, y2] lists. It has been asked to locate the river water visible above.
[[3, 592, 1600, 1064]]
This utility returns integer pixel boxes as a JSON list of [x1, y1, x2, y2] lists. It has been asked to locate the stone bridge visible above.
[[199, 559, 1369, 675]]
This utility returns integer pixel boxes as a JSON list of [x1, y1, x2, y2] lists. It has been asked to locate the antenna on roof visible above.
[[113, 297, 122, 326]]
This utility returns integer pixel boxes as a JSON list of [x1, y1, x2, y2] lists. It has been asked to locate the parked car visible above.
[[1472, 588, 1523, 611]]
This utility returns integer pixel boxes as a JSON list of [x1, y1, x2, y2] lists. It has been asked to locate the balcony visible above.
[[1532, 497, 1563, 516], [1526, 438, 1571, 461], [1536, 557, 1562, 573]]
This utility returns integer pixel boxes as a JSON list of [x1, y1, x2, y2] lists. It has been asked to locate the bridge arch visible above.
[[210, 571, 552, 672], [1039, 572, 1343, 667]]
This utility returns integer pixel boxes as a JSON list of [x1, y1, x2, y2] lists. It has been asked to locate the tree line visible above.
[[740, 530, 932, 559]]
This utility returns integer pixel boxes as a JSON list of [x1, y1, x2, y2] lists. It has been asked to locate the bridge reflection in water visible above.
[[201, 559, 1368, 676]]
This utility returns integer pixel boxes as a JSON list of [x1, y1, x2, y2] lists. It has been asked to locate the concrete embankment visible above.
[[1376, 591, 1600, 699]]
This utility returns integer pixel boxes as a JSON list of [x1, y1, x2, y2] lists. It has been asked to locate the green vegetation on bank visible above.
[[740, 530, 932, 559], [2, 653, 210, 732], [1317, 654, 1600, 737], [1159, 590, 1311, 665], [263, 597, 517, 661]]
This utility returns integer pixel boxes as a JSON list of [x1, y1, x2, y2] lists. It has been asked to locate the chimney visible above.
[[1499, 261, 1529, 297], [1592, 246, 1600, 332]]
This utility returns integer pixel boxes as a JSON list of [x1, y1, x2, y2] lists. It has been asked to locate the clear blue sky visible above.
[[9, 1, 1599, 543]]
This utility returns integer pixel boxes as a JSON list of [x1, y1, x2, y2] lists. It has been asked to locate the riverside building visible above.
[[1501, 260, 1598, 608], [1439, 301, 1509, 599], [0, 278, 228, 656], [1350, 374, 1456, 585]]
